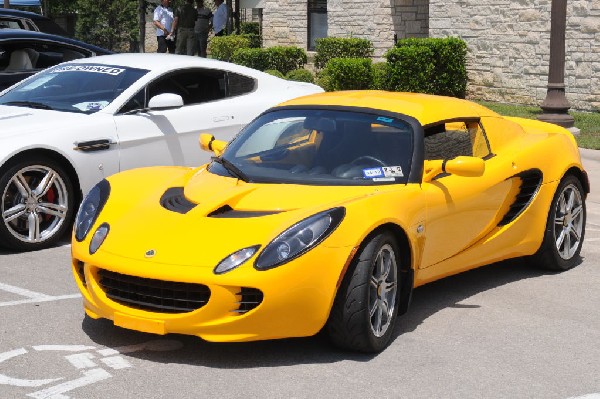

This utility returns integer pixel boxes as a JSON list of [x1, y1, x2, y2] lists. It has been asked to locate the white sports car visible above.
[[0, 53, 323, 251]]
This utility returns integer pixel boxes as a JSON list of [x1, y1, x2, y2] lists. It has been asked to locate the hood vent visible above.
[[498, 169, 543, 226], [208, 205, 281, 218], [160, 187, 196, 214]]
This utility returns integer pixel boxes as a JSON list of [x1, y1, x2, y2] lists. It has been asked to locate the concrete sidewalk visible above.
[[579, 148, 600, 203]]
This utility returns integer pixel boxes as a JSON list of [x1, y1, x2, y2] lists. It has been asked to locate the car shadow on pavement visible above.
[[81, 257, 566, 368]]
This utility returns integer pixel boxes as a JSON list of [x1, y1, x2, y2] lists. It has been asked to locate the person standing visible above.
[[153, 0, 175, 53], [194, 0, 213, 58], [173, 0, 198, 55], [212, 0, 227, 37]]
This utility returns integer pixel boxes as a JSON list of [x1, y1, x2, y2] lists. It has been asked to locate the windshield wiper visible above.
[[3, 101, 53, 110], [211, 156, 249, 182]]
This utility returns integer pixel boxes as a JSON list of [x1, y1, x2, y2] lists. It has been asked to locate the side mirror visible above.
[[148, 93, 183, 110], [423, 156, 485, 182], [199, 133, 227, 157]]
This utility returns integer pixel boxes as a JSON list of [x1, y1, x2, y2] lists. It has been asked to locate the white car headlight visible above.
[[255, 207, 345, 270]]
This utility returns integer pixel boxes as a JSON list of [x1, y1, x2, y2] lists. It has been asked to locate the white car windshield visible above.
[[210, 108, 416, 186], [0, 63, 148, 113]]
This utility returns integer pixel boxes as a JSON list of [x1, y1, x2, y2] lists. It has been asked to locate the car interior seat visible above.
[[5, 49, 32, 70]]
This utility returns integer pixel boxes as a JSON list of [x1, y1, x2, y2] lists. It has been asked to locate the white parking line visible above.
[[0, 294, 81, 308], [0, 283, 52, 300], [0, 282, 81, 307]]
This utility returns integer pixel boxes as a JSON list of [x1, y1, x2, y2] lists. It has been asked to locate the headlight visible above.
[[255, 207, 345, 270], [74, 179, 110, 242], [214, 245, 260, 274]]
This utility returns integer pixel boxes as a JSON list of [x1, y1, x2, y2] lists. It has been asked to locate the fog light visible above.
[[89, 223, 109, 254], [214, 246, 260, 274]]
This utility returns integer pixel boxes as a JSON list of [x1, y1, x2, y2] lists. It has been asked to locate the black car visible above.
[[0, 8, 69, 36], [0, 29, 112, 91]]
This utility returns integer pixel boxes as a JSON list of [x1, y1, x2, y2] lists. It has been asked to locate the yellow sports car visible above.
[[71, 91, 588, 353]]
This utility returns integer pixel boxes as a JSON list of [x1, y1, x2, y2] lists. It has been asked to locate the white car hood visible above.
[[0, 105, 91, 139]]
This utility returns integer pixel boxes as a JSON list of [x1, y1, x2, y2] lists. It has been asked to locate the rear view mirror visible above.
[[199, 133, 227, 156], [148, 93, 183, 110], [423, 156, 485, 182]]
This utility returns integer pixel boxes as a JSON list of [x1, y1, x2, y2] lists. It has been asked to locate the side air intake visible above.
[[498, 169, 543, 226]]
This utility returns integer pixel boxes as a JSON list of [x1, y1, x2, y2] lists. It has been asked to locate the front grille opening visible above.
[[75, 260, 86, 287], [233, 287, 263, 314], [97, 269, 210, 313]]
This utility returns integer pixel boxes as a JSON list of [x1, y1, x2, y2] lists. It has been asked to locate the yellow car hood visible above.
[[97, 168, 377, 268]]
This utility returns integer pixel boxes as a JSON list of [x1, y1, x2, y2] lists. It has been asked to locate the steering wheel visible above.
[[350, 155, 387, 167]]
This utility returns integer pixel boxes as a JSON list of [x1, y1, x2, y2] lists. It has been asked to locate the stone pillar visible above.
[[538, 0, 575, 129]]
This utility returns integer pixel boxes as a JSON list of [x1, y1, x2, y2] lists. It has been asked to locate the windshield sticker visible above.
[[52, 65, 125, 75], [363, 167, 384, 178], [382, 166, 404, 177], [373, 177, 395, 182], [73, 101, 109, 111], [376, 116, 393, 123]]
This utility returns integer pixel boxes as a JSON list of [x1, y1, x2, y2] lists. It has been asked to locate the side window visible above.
[[147, 69, 226, 106], [227, 72, 255, 97], [424, 120, 491, 160]]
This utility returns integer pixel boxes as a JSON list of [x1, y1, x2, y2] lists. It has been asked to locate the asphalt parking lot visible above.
[[0, 151, 599, 399]]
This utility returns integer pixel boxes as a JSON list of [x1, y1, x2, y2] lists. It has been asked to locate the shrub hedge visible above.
[[209, 35, 251, 62], [317, 58, 373, 91], [386, 37, 468, 97], [314, 37, 374, 69], [231, 46, 308, 75], [286, 68, 314, 83]]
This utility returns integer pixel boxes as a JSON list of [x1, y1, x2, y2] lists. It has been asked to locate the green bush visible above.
[[209, 35, 251, 62], [231, 48, 269, 71], [387, 37, 468, 97], [314, 37, 374, 69], [265, 46, 308, 75], [371, 62, 391, 90], [286, 68, 315, 83], [264, 69, 285, 78], [232, 46, 307, 75], [318, 58, 373, 91], [239, 33, 261, 48], [240, 21, 260, 35], [385, 45, 435, 93]]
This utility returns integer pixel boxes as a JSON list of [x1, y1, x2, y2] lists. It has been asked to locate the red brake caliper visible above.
[[43, 188, 56, 222]]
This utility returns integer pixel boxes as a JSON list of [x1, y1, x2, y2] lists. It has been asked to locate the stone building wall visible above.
[[261, 0, 428, 59], [430, 0, 600, 111], [261, 1, 308, 48]]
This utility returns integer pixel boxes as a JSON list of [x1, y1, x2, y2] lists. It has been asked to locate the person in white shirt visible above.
[[212, 0, 227, 36], [153, 0, 175, 53]]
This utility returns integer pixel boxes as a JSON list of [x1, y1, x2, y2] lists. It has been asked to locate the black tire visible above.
[[530, 174, 586, 271], [0, 156, 75, 251], [326, 231, 400, 353]]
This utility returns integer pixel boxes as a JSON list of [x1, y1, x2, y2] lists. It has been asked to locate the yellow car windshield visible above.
[[212, 108, 415, 185]]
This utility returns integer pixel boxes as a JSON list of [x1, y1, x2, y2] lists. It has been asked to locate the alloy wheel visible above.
[[1, 165, 69, 244], [553, 183, 584, 260], [368, 243, 398, 337]]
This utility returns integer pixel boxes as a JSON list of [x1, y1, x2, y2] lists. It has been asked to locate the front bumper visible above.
[[72, 243, 353, 342]]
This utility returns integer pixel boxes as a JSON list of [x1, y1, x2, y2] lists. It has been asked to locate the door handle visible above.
[[213, 115, 231, 122]]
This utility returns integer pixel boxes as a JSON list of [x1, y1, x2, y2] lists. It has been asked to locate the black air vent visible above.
[[160, 187, 196, 214], [208, 205, 281, 218], [498, 169, 543, 226], [98, 269, 210, 313], [233, 287, 263, 314]]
